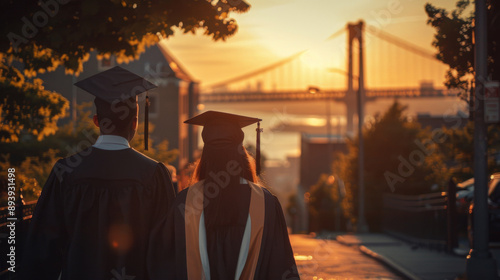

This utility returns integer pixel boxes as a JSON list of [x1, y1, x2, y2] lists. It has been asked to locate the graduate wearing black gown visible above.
[[20, 67, 176, 280], [165, 111, 299, 280]]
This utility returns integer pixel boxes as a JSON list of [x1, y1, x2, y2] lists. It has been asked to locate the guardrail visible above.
[[382, 191, 450, 250], [0, 201, 37, 227]]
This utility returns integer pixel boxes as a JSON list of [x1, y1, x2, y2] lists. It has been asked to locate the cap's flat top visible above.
[[185, 111, 261, 145], [184, 111, 261, 128], [74, 66, 157, 103]]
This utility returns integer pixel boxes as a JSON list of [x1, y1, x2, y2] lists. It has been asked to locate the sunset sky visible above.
[[157, 0, 466, 160], [162, 0, 460, 89]]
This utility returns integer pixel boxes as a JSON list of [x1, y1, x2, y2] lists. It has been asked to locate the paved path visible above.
[[290, 234, 403, 279], [336, 233, 500, 280]]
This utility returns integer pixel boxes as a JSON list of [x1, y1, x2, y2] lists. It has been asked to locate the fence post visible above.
[[15, 187, 25, 222], [447, 178, 458, 253], [16, 187, 25, 272]]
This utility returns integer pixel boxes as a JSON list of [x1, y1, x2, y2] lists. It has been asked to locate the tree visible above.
[[425, 0, 500, 180], [0, 150, 59, 203], [307, 174, 346, 233], [0, 68, 68, 142], [333, 101, 450, 231], [1, 0, 250, 141], [131, 122, 179, 165], [0, 102, 97, 165], [286, 193, 300, 233], [425, 0, 500, 90], [437, 122, 500, 181]]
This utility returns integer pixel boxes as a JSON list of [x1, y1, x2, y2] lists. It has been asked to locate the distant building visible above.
[[299, 133, 348, 191], [39, 43, 200, 173]]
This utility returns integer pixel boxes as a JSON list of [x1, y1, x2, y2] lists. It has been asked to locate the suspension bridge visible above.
[[199, 20, 460, 134]]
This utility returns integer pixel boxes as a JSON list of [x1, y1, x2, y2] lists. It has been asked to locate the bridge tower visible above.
[[345, 21, 365, 135]]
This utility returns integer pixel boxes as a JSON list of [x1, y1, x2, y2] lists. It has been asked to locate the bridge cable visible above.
[[366, 25, 437, 60], [206, 50, 307, 89], [206, 27, 346, 89], [326, 28, 346, 41]]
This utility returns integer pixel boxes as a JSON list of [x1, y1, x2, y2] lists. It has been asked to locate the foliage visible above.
[[286, 192, 299, 218], [1, 0, 250, 74], [0, 64, 69, 142], [307, 174, 341, 232], [425, 0, 500, 90], [0, 102, 98, 165], [1, 0, 250, 141], [437, 121, 500, 182], [333, 101, 450, 231], [0, 150, 59, 204], [286, 192, 300, 233], [131, 122, 179, 165]]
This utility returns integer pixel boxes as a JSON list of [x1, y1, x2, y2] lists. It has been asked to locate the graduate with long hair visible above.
[[165, 111, 299, 279]]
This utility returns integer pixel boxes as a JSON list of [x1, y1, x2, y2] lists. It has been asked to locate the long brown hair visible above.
[[192, 144, 259, 186], [191, 144, 259, 230]]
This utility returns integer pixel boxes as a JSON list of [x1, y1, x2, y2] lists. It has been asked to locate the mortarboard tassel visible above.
[[144, 94, 150, 151], [256, 122, 262, 176]]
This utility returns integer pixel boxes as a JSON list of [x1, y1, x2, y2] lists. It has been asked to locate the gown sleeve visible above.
[[164, 189, 189, 280], [19, 161, 66, 280], [257, 194, 300, 280], [146, 163, 176, 278]]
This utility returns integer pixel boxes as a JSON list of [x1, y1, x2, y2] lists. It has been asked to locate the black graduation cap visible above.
[[74, 66, 157, 150], [185, 111, 264, 175]]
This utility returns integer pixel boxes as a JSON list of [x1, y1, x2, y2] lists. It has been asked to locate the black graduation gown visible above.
[[19, 147, 176, 280], [164, 181, 300, 280]]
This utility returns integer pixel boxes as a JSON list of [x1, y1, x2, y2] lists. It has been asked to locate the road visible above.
[[290, 234, 403, 280]]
